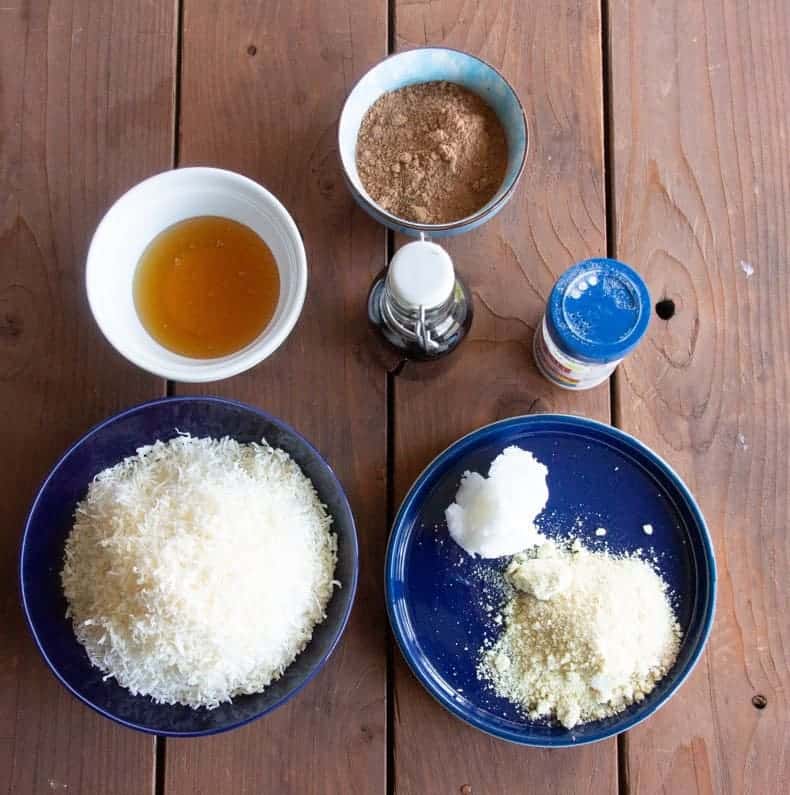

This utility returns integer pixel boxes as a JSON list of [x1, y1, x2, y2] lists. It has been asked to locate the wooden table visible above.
[[2, 1, 787, 793]]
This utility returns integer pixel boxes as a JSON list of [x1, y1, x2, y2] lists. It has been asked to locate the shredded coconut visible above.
[[479, 539, 681, 729], [61, 435, 338, 709]]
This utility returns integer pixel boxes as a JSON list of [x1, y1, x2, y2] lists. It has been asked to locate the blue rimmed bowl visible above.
[[338, 47, 528, 237], [386, 414, 716, 746], [20, 396, 358, 737]]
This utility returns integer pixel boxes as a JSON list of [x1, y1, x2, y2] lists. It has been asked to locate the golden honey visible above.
[[134, 216, 280, 358]]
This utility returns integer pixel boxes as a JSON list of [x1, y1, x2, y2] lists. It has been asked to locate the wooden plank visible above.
[[608, 0, 790, 792], [0, 1, 175, 793], [391, 2, 617, 793], [166, 2, 388, 793]]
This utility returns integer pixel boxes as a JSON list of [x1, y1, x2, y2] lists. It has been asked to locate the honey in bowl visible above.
[[134, 216, 280, 358]]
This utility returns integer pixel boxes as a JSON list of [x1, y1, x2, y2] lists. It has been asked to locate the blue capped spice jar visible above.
[[534, 258, 651, 390]]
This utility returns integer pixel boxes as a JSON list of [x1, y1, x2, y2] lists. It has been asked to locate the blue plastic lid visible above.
[[546, 258, 651, 364]]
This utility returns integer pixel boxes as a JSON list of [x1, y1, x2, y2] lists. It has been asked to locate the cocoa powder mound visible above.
[[355, 81, 508, 224]]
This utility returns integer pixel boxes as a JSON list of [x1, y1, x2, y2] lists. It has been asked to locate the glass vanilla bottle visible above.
[[368, 239, 473, 362]]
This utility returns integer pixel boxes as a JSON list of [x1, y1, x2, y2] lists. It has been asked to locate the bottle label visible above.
[[533, 316, 619, 390]]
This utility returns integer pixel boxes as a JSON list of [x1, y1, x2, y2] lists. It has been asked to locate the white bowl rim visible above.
[[338, 46, 529, 232], [85, 167, 307, 383]]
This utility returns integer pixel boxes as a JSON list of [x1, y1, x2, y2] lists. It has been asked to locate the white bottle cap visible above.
[[388, 241, 456, 310]]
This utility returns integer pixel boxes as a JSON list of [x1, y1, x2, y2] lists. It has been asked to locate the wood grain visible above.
[[391, 1, 617, 793], [167, 2, 388, 793], [609, 0, 790, 792], [0, 1, 175, 793]]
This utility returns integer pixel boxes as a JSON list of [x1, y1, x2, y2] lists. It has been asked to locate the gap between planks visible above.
[[385, 366, 396, 795], [601, 1, 629, 792], [156, 0, 185, 790], [385, 1, 396, 790]]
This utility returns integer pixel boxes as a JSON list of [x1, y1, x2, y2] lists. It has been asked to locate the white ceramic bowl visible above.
[[86, 168, 307, 382]]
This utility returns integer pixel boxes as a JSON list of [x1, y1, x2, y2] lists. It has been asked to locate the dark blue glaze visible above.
[[386, 414, 716, 747], [20, 396, 358, 737], [547, 259, 651, 363]]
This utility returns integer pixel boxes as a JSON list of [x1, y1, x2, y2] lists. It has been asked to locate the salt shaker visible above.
[[368, 240, 473, 361], [533, 258, 651, 389]]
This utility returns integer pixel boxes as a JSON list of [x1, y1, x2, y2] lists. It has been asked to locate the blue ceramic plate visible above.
[[386, 414, 716, 746], [20, 396, 358, 737]]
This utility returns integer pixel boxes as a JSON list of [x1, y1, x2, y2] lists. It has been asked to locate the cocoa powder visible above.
[[355, 81, 508, 224]]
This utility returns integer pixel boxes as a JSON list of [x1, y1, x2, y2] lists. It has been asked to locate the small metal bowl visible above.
[[338, 47, 528, 238]]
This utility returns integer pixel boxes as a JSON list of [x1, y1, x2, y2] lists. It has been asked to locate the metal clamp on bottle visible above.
[[368, 239, 473, 361]]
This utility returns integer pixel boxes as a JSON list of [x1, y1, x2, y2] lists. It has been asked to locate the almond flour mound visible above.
[[479, 539, 681, 729]]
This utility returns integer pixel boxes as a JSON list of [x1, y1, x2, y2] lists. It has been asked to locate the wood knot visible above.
[[655, 298, 676, 320], [318, 176, 336, 198], [0, 312, 23, 337], [0, 284, 35, 379], [752, 694, 767, 709], [307, 126, 343, 204], [246, 44, 257, 56], [460, 786, 472, 794]]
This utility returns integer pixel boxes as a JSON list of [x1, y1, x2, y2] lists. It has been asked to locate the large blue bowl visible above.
[[20, 396, 358, 737], [386, 414, 716, 746], [338, 47, 528, 237]]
